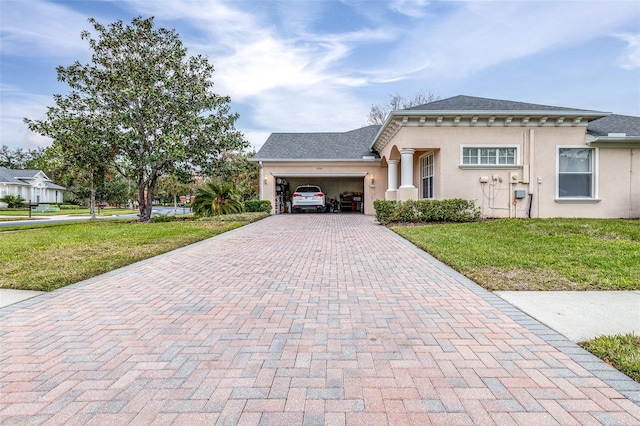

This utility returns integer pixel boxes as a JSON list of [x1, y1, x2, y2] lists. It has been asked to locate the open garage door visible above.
[[273, 173, 366, 213]]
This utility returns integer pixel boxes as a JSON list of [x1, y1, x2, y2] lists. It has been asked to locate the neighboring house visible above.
[[253, 95, 640, 218], [0, 167, 66, 205]]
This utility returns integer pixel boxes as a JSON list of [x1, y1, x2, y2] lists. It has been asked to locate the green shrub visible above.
[[374, 198, 480, 224], [244, 199, 272, 213], [373, 200, 396, 223], [1, 195, 25, 208]]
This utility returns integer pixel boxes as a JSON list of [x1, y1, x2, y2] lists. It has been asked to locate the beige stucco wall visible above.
[[378, 125, 639, 219], [259, 161, 386, 215]]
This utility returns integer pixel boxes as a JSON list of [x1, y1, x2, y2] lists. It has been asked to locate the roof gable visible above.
[[0, 167, 55, 186], [255, 125, 381, 160]]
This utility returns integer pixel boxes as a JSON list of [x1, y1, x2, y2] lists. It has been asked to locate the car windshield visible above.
[[296, 186, 321, 193]]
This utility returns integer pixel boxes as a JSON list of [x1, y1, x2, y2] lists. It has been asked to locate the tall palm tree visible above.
[[192, 182, 244, 216]]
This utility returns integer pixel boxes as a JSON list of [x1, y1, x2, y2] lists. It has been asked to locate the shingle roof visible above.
[[587, 114, 640, 137], [0, 167, 65, 189], [0, 167, 32, 185], [254, 125, 381, 160], [405, 95, 601, 113]]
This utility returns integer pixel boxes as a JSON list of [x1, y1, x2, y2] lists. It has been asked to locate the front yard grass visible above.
[[580, 334, 640, 383], [392, 218, 640, 291], [0, 213, 267, 292], [0, 207, 138, 216], [392, 217, 640, 382]]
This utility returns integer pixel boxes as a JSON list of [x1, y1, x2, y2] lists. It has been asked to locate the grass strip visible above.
[[0, 213, 266, 291], [0, 208, 138, 216], [392, 218, 640, 291], [580, 334, 640, 383]]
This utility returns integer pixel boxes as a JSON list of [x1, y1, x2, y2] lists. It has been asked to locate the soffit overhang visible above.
[[587, 136, 640, 148], [371, 110, 610, 153]]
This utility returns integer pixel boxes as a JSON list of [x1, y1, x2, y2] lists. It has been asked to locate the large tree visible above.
[[367, 90, 440, 125], [25, 16, 247, 222]]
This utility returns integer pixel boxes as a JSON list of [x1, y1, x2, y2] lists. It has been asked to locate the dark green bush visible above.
[[244, 199, 272, 213], [373, 200, 396, 223], [374, 198, 480, 224], [0, 195, 25, 208]]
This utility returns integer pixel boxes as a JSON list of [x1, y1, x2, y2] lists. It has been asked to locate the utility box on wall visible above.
[[514, 189, 527, 199]]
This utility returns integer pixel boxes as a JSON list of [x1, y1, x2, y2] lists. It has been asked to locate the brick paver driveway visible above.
[[1, 215, 639, 425]]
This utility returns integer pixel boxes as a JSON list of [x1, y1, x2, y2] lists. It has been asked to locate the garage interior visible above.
[[274, 176, 365, 214]]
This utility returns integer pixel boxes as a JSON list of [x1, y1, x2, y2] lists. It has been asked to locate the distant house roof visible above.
[[0, 167, 65, 189], [254, 125, 381, 161], [0, 167, 31, 186]]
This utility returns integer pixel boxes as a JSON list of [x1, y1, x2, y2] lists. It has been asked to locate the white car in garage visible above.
[[291, 185, 325, 213]]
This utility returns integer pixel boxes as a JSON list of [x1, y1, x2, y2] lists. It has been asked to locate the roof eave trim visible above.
[[251, 158, 381, 163], [393, 109, 609, 117], [371, 110, 611, 153], [587, 136, 640, 147]]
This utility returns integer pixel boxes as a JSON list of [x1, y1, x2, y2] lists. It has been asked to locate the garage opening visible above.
[[274, 176, 365, 213]]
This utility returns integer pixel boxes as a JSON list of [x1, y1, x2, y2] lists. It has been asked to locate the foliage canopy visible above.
[[25, 16, 248, 222]]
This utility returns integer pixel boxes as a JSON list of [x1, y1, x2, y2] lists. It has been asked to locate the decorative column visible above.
[[400, 149, 415, 188], [385, 159, 399, 201], [398, 148, 419, 201]]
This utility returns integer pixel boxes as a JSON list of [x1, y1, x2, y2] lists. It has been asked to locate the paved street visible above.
[[1, 214, 638, 425]]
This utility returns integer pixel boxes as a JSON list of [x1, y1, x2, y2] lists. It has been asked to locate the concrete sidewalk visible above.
[[1, 214, 639, 425], [496, 291, 640, 343]]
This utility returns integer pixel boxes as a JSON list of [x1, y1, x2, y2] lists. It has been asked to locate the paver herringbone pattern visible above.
[[1, 215, 639, 425]]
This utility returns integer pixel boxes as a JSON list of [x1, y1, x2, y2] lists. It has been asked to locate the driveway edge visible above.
[[379, 224, 640, 406]]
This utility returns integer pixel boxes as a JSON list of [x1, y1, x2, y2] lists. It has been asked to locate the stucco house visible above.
[[253, 95, 640, 219], [0, 167, 65, 205]]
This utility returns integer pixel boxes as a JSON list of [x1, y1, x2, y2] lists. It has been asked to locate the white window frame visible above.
[[420, 152, 434, 199], [556, 146, 599, 201], [459, 145, 520, 169]]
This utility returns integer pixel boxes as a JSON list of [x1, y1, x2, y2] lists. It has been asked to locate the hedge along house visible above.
[[254, 95, 640, 218]]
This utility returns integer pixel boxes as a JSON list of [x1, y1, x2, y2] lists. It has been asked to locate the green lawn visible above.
[[0, 213, 267, 292], [579, 334, 640, 382], [0, 207, 138, 216], [392, 218, 640, 291]]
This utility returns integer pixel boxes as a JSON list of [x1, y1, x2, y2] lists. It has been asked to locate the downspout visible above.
[[630, 149, 634, 219], [528, 129, 536, 218], [259, 161, 264, 201]]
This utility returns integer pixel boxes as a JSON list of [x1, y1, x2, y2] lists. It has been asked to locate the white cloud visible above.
[[0, 93, 54, 149], [616, 33, 640, 70], [0, 0, 90, 57], [390, 0, 430, 18], [387, 1, 640, 81]]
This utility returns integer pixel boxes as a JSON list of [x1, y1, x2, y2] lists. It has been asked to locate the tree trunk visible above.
[[138, 180, 149, 222], [89, 171, 96, 220]]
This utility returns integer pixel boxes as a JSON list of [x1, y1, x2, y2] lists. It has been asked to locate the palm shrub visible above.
[[1, 195, 25, 208], [193, 182, 244, 216]]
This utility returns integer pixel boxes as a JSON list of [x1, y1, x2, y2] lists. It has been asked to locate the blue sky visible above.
[[1, 0, 639, 152]]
